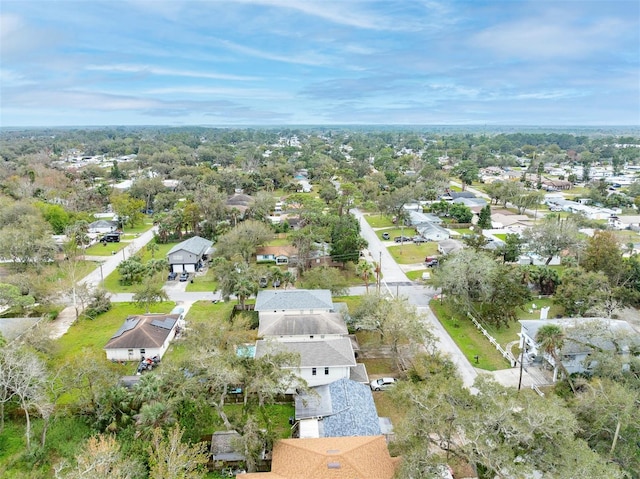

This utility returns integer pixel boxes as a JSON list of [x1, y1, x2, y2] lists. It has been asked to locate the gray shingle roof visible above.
[[258, 311, 348, 337], [254, 289, 334, 312], [167, 236, 213, 256], [254, 338, 356, 367], [295, 378, 381, 437]]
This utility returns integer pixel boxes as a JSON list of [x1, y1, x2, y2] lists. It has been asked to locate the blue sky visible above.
[[1, 0, 639, 126]]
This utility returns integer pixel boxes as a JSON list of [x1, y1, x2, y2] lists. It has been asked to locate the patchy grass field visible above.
[[406, 269, 430, 282], [388, 243, 438, 264], [430, 301, 512, 371]]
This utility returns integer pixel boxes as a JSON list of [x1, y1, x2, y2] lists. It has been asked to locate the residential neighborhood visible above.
[[1, 126, 640, 479]]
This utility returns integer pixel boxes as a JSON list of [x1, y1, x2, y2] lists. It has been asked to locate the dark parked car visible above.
[[167, 271, 177, 281], [425, 257, 439, 267], [259, 277, 268, 288], [394, 236, 411, 243], [179, 272, 189, 282], [381, 232, 391, 240], [412, 235, 428, 243]]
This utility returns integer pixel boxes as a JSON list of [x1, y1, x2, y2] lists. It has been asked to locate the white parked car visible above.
[[370, 377, 397, 391]]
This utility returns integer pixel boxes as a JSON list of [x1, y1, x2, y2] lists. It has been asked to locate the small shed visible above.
[[210, 431, 246, 465]]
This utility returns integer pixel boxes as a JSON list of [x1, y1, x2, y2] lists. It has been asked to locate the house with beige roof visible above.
[[104, 313, 179, 361], [241, 435, 400, 479], [256, 245, 298, 265]]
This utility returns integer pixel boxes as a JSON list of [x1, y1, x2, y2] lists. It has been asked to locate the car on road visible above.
[[179, 272, 189, 282], [167, 271, 177, 281], [425, 257, 439, 267], [370, 377, 397, 391], [381, 232, 390, 240], [412, 235, 428, 243], [394, 236, 411, 243]]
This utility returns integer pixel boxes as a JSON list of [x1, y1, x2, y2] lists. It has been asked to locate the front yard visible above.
[[388, 243, 438, 264]]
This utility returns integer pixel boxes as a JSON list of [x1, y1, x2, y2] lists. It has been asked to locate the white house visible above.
[[258, 311, 348, 341], [104, 314, 180, 361], [416, 222, 450, 241], [519, 318, 639, 382], [254, 338, 357, 388], [254, 289, 335, 313], [167, 236, 213, 273], [87, 219, 119, 234]]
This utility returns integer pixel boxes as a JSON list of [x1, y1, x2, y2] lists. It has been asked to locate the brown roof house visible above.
[[242, 435, 400, 479], [256, 245, 298, 265], [104, 314, 180, 362]]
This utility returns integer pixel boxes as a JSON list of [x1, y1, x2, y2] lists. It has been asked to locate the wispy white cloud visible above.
[[473, 14, 631, 59], [144, 86, 292, 100], [85, 64, 259, 81], [219, 39, 333, 67]]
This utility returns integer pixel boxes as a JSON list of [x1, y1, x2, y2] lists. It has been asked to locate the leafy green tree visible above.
[[355, 260, 374, 293], [452, 160, 479, 190], [0, 215, 56, 271], [352, 294, 436, 369], [448, 203, 473, 223], [133, 282, 169, 313], [580, 230, 626, 285], [0, 283, 35, 310], [214, 220, 273, 264], [299, 266, 348, 295], [521, 216, 581, 265], [110, 192, 145, 229], [476, 204, 492, 229], [554, 267, 609, 316], [497, 233, 523, 263], [212, 259, 259, 309], [330, 214, 367, 267]]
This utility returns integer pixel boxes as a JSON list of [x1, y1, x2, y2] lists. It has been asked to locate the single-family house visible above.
[[226, 191, 254, 216], [452, 197, 487, 211], [416, 222, 450, 241], [437, 239, 463, 255], [88, 219, 119, 234], [167, 236, 213, 273], [254, 338, 357, 388], [541, 179, 572, 190], [256, 245, 298, 265], [104, 314, 180, 361], [255, 290, 335, 313], [258, 311, 348, 340], [519, 318, 640, 382], [241, 435, 400, 479], [294, 378, 383, 439], [406, 210, 443, 226]]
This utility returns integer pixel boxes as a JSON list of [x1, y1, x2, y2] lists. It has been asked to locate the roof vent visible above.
[[327, 462, 341, 469], [326, 449, 340, 454]]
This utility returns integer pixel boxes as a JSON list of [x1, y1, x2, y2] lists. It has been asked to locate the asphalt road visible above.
[[352, 208, 478, 389]]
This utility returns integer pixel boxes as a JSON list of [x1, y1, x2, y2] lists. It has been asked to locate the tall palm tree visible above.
[[535, 323, 576, 393], [356, 260, 374, 293]]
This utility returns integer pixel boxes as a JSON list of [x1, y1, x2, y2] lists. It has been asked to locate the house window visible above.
[[324, 367, 329, 375], [310, 335, 314, 339], [312, 368, 317, 376], [140, 348, 146, 357], [128, 349, 133, 357]]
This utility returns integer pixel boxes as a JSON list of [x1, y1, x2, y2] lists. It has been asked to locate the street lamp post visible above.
[[99, 263, 104, 287]]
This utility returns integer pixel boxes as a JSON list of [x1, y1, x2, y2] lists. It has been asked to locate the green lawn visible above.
[[185, 268, 218, 292], [430, 301, 512, 371], [376, 226, 417, 240], [119, 220, 154, 235], [51, 302, 175, 369], [493, 233, 508, 241], [518, 298, 564, 320], [265, 235, 291, 246], [388, 243, 438, 264], [84, 240, 127, 256], [406, 269, 430, 281], [333, 295, 364, 316], [364, 214, 396, 228]]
